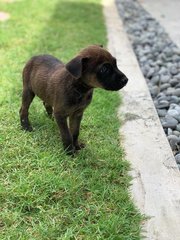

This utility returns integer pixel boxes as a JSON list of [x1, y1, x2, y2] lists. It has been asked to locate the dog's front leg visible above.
[[54, 112, 75, 155], [69, 112, 85, 150]]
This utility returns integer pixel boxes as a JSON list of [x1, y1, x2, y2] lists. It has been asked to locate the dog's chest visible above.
[[67, 89, 93, 110]]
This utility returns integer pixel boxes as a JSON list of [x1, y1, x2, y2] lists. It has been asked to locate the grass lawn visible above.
[[0, 0, 142, 239]]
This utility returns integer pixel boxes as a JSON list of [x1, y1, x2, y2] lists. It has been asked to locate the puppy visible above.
[[20, 45, 128, 154]]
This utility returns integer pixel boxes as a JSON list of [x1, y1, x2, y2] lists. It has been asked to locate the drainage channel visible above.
[[116, 0, 180, 168]]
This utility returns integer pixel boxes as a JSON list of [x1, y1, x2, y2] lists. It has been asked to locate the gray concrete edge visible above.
[[103, 0, 180, 239]]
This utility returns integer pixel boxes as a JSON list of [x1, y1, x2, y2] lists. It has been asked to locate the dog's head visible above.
[[66, 45, 128, 91]]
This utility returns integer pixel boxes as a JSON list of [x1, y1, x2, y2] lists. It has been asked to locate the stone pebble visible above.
[[162, 115, 178, 129], [175, 154, 180, 164], [167, 135, 180, 151]]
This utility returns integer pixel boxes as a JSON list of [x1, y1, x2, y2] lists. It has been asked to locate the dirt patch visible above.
[[0, 11, 10, 21]]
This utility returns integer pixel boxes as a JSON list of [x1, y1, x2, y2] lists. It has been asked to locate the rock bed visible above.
[[116, 0, 180, 168]]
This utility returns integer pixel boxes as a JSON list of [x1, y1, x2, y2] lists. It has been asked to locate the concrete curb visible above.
[[103, 0, 180, 239]]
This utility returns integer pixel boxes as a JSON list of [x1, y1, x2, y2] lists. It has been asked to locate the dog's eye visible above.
[[100, 64, 112, 74], [100, 66, 108, 74]]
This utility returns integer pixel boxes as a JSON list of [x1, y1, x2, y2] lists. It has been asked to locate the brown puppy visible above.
[[20, 45, 128, 154]]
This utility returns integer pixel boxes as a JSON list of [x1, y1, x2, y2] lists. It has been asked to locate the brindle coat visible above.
[[20, 45, 128, 154]]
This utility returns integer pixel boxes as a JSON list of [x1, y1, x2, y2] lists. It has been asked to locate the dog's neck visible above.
[[74, 80, 92, 93], [73, 80, 93, 100]]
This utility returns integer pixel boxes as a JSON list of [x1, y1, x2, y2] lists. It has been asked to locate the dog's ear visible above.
[[66, 56, 89, 79], [98, 44, 103, 48], [93, 44, 103, 48]]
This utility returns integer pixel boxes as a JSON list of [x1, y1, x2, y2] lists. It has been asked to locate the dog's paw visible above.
[[22, 125, 33, 132], [64, 144, 76, 156], [21, 120, 33, 132], [75, 142, 86, 150]]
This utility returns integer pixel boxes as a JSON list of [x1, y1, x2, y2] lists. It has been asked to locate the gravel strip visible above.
[[116, 0, 180, 168]]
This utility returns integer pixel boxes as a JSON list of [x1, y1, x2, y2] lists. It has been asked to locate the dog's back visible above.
[[23, 55, 64, 102]]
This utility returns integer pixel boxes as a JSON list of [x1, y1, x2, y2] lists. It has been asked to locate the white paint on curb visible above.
[[103, 0, 180, 239]]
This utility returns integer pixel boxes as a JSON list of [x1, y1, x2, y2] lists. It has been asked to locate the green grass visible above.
[[0, 0, 143, 239]]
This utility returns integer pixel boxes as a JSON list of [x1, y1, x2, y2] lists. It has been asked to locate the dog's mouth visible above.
[[104, 77, 128, 91]]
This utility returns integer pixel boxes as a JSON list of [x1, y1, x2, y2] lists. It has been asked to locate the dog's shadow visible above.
[[29, 0, 106, 60], [17, 0, 109, 161]]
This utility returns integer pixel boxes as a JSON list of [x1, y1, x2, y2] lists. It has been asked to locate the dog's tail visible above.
[[22, 57, 36, 88]]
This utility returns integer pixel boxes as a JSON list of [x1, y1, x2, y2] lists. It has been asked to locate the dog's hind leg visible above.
[[19, 89, 35, 131], [43, 102, 53, 118]]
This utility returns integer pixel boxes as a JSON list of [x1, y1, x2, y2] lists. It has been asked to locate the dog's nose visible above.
[[122, 77, 128, 85]]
